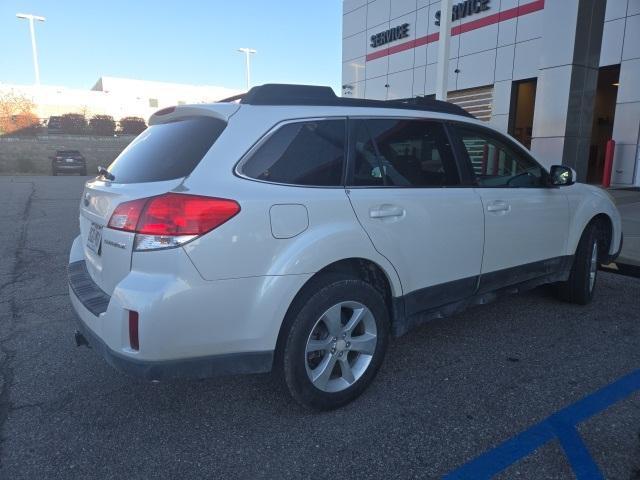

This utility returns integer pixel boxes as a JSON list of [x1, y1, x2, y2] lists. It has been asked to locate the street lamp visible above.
[[237, 48, 257, 91], [16, 13, 46, 85]]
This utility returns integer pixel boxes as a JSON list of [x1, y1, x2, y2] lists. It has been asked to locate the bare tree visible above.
[[0, 91, 39, 135]]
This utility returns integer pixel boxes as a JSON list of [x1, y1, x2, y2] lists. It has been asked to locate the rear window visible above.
[[107, 116, 226, 183], [240, 120, 345, 186]]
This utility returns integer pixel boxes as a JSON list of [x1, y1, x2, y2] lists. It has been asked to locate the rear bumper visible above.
[[67, 234, 310, 380], [72, 311, 273, 380]]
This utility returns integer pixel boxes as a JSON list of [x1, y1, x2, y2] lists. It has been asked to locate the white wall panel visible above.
[[459, 24, 499, 56], [515, 10, 543, 43], [413, 65, 427, 96], [390, 0, 417, 20], [495, 44, 515, 81], [627, 0, 640, 16], [537, 1, 579, 69], [605, 0, 629, 21], [612, 144, 639, 185], [415, 7, 430, 38], [501, 0, 518, 11], [513, 39, 541, 80], [427, 35, 460, 63], [490, 113, 510, 133], [530, 137, 565, 168], [365, 77, 388, 100], [622, 13, 640, 60], [389, 49, 415, 73], [425, 61, 458, 94], [497, 18, 517, 46], [387, 69, 415, 99], [347, 81, 366, 98], [600, 18, 625, 66], [492, 80, 512, 115], [456, 50, 496, 90], [414, 44, 428, 67], [342, 57, 367, 85], [343, 6, 367, 38], [343, 31, 368, 61], [532, 65, 573, 137], [344, 0, 367, 15], [367, 0, 391, 28], [366, 57, 389, 79], [613, 102, 640, 144], [617, 58, 640, 103]]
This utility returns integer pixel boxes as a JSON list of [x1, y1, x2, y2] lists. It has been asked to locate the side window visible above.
[[351, 119, 459, 187], [242, 120, 345, 186], [455, 126, 544, 188]]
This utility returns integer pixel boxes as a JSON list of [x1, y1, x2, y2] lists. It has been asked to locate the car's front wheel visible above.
[[282, 276, 389, 410], [554, 224, 600, 305]]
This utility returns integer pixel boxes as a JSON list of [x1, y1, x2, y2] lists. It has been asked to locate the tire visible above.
[[281, 275, 390, 411], [554, 224, 600, 305]]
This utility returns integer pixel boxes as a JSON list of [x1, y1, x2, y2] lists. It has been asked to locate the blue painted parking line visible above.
[[444, 368, 640, 479]]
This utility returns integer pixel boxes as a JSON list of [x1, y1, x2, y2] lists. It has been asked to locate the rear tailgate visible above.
[[79, 104, 237, 295], [80, 179, 183, 295]]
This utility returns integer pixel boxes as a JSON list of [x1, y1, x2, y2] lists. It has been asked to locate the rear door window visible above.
[[240, 120, 346, 186], [107, 116, 226, 183], [349, 119, 460, 187]]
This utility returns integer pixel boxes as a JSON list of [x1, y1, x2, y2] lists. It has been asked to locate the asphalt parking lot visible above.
[[1, 175, 639, 479]]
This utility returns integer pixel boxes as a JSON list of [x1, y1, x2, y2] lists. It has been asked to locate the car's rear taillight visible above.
[[107, 193, 240, 251]]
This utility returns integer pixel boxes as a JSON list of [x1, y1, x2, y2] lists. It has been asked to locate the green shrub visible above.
[[119, 116, 147, 135], [90, 115, 116, 136], [60, 113, 87, 134]]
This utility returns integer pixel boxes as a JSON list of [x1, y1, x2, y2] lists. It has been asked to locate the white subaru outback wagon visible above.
[[69, 84, 622, 410]]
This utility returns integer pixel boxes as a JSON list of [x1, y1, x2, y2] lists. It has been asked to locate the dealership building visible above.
[[342, 0, 640, 187]]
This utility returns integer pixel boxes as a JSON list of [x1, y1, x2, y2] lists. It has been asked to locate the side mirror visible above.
[[549, 165, 576, 186]]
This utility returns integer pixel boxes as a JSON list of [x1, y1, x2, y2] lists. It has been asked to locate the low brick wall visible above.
[[0, 135, 136, 175]]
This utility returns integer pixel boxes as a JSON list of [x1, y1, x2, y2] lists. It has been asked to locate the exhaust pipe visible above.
[[74, 330, 91, 348]]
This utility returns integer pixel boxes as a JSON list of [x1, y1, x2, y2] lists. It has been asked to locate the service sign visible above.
[[370, 23, 410, 48], [435, 0, 490, 25]]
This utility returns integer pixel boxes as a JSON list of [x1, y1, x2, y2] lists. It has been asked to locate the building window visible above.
[[148, 98, 159, 108], [508, 79, 537, 149]]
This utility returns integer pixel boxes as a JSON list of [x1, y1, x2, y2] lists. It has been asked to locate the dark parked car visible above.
[[51, 150, 87, 176]]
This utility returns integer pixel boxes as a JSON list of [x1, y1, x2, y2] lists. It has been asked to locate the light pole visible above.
[[16, 13, 46, 85], [435, 0, 452, 101], [237, 48, 257, 91]]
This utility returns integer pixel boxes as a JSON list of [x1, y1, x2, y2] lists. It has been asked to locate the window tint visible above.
[[455, 126, 544, 187], [107, 116, 226, 183], [242, 120, 345, 186], [351, 119, 459, 187]]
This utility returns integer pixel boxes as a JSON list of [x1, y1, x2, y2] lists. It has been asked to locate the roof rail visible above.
[[234, 84, 474, 118]]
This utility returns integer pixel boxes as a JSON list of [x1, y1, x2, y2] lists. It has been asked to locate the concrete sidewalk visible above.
[[608, 188, 640, 267]]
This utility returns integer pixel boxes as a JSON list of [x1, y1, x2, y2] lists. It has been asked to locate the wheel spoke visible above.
[[339, 357, 355, 384], [349, 333, 377, 355], [343, 307, 366, 335], [310, 354, 338, 390], [306, 337, 333, 354], [321, 304, 343, 336]]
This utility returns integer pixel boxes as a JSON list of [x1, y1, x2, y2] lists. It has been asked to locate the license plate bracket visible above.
[[87, 223, 103, 255]]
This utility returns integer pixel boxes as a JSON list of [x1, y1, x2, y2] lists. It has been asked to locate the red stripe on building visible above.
[[365, 0, 544, 62]]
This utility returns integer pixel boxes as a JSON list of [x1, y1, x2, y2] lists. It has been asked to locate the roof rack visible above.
[[230, 84, 474, 118]]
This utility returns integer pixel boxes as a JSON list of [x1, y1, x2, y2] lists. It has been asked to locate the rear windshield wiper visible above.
[[97, 166, 115, 181]]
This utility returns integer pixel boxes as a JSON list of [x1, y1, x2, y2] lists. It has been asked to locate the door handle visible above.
[[487, 201, 510, 213], [369, 205, 405, 219]]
